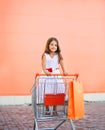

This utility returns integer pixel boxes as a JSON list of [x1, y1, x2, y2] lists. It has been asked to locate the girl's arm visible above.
[[59, 59, 67, 75], [42, 54, 51, 75]]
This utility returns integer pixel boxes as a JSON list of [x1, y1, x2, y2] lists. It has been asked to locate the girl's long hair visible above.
[[42, 37, 63, 62]]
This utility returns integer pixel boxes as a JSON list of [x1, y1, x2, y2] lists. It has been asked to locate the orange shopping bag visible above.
[[68, 80, 84, 120]]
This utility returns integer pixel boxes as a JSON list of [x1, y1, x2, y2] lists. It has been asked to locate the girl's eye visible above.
[[50, 41, 57, 47]]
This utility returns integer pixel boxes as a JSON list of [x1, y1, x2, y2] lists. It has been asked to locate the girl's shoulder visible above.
[[44, 52, 48, 55], [42, 53, 47, 59], [43, 53, 50, 58]]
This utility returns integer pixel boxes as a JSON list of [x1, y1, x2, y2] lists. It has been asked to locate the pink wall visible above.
[[0, 0, 105, 95]]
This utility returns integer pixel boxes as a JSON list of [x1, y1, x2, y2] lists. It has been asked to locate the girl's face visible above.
[[49, 40, 57, 53]]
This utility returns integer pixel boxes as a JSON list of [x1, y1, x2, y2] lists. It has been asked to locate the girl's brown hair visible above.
[[42, 37, 63, 61]]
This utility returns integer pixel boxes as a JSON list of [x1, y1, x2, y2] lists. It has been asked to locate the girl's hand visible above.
[[63, 71, 68, 76], [45, 71, 52, 76]]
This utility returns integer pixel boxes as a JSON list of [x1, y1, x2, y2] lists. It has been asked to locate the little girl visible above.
[[37, 37, 67, 115]]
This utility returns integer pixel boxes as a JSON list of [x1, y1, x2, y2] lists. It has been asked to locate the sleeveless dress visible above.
[[36, 53, 65, 103]]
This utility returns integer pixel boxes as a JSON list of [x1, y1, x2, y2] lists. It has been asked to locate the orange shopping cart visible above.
[[31, 73, 84, 130]]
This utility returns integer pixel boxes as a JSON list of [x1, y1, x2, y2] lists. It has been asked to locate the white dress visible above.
[[36, 53, 65, 103]]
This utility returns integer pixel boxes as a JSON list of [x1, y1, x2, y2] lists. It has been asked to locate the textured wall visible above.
[[0, 0, 105, 95]]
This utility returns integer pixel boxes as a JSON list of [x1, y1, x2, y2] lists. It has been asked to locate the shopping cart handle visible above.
[[35, 73, 79, 78]]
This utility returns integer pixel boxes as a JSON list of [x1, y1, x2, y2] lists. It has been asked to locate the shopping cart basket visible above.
[[32, 73, 81, 130]]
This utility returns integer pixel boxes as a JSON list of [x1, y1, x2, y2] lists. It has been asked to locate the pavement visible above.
[[0, 102, 105, 130]]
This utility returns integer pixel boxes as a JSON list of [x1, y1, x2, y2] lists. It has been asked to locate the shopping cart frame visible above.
[[32, 73, 78, 130]]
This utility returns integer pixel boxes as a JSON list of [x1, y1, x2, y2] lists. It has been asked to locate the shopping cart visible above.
[[32, 73, 79, 130]]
